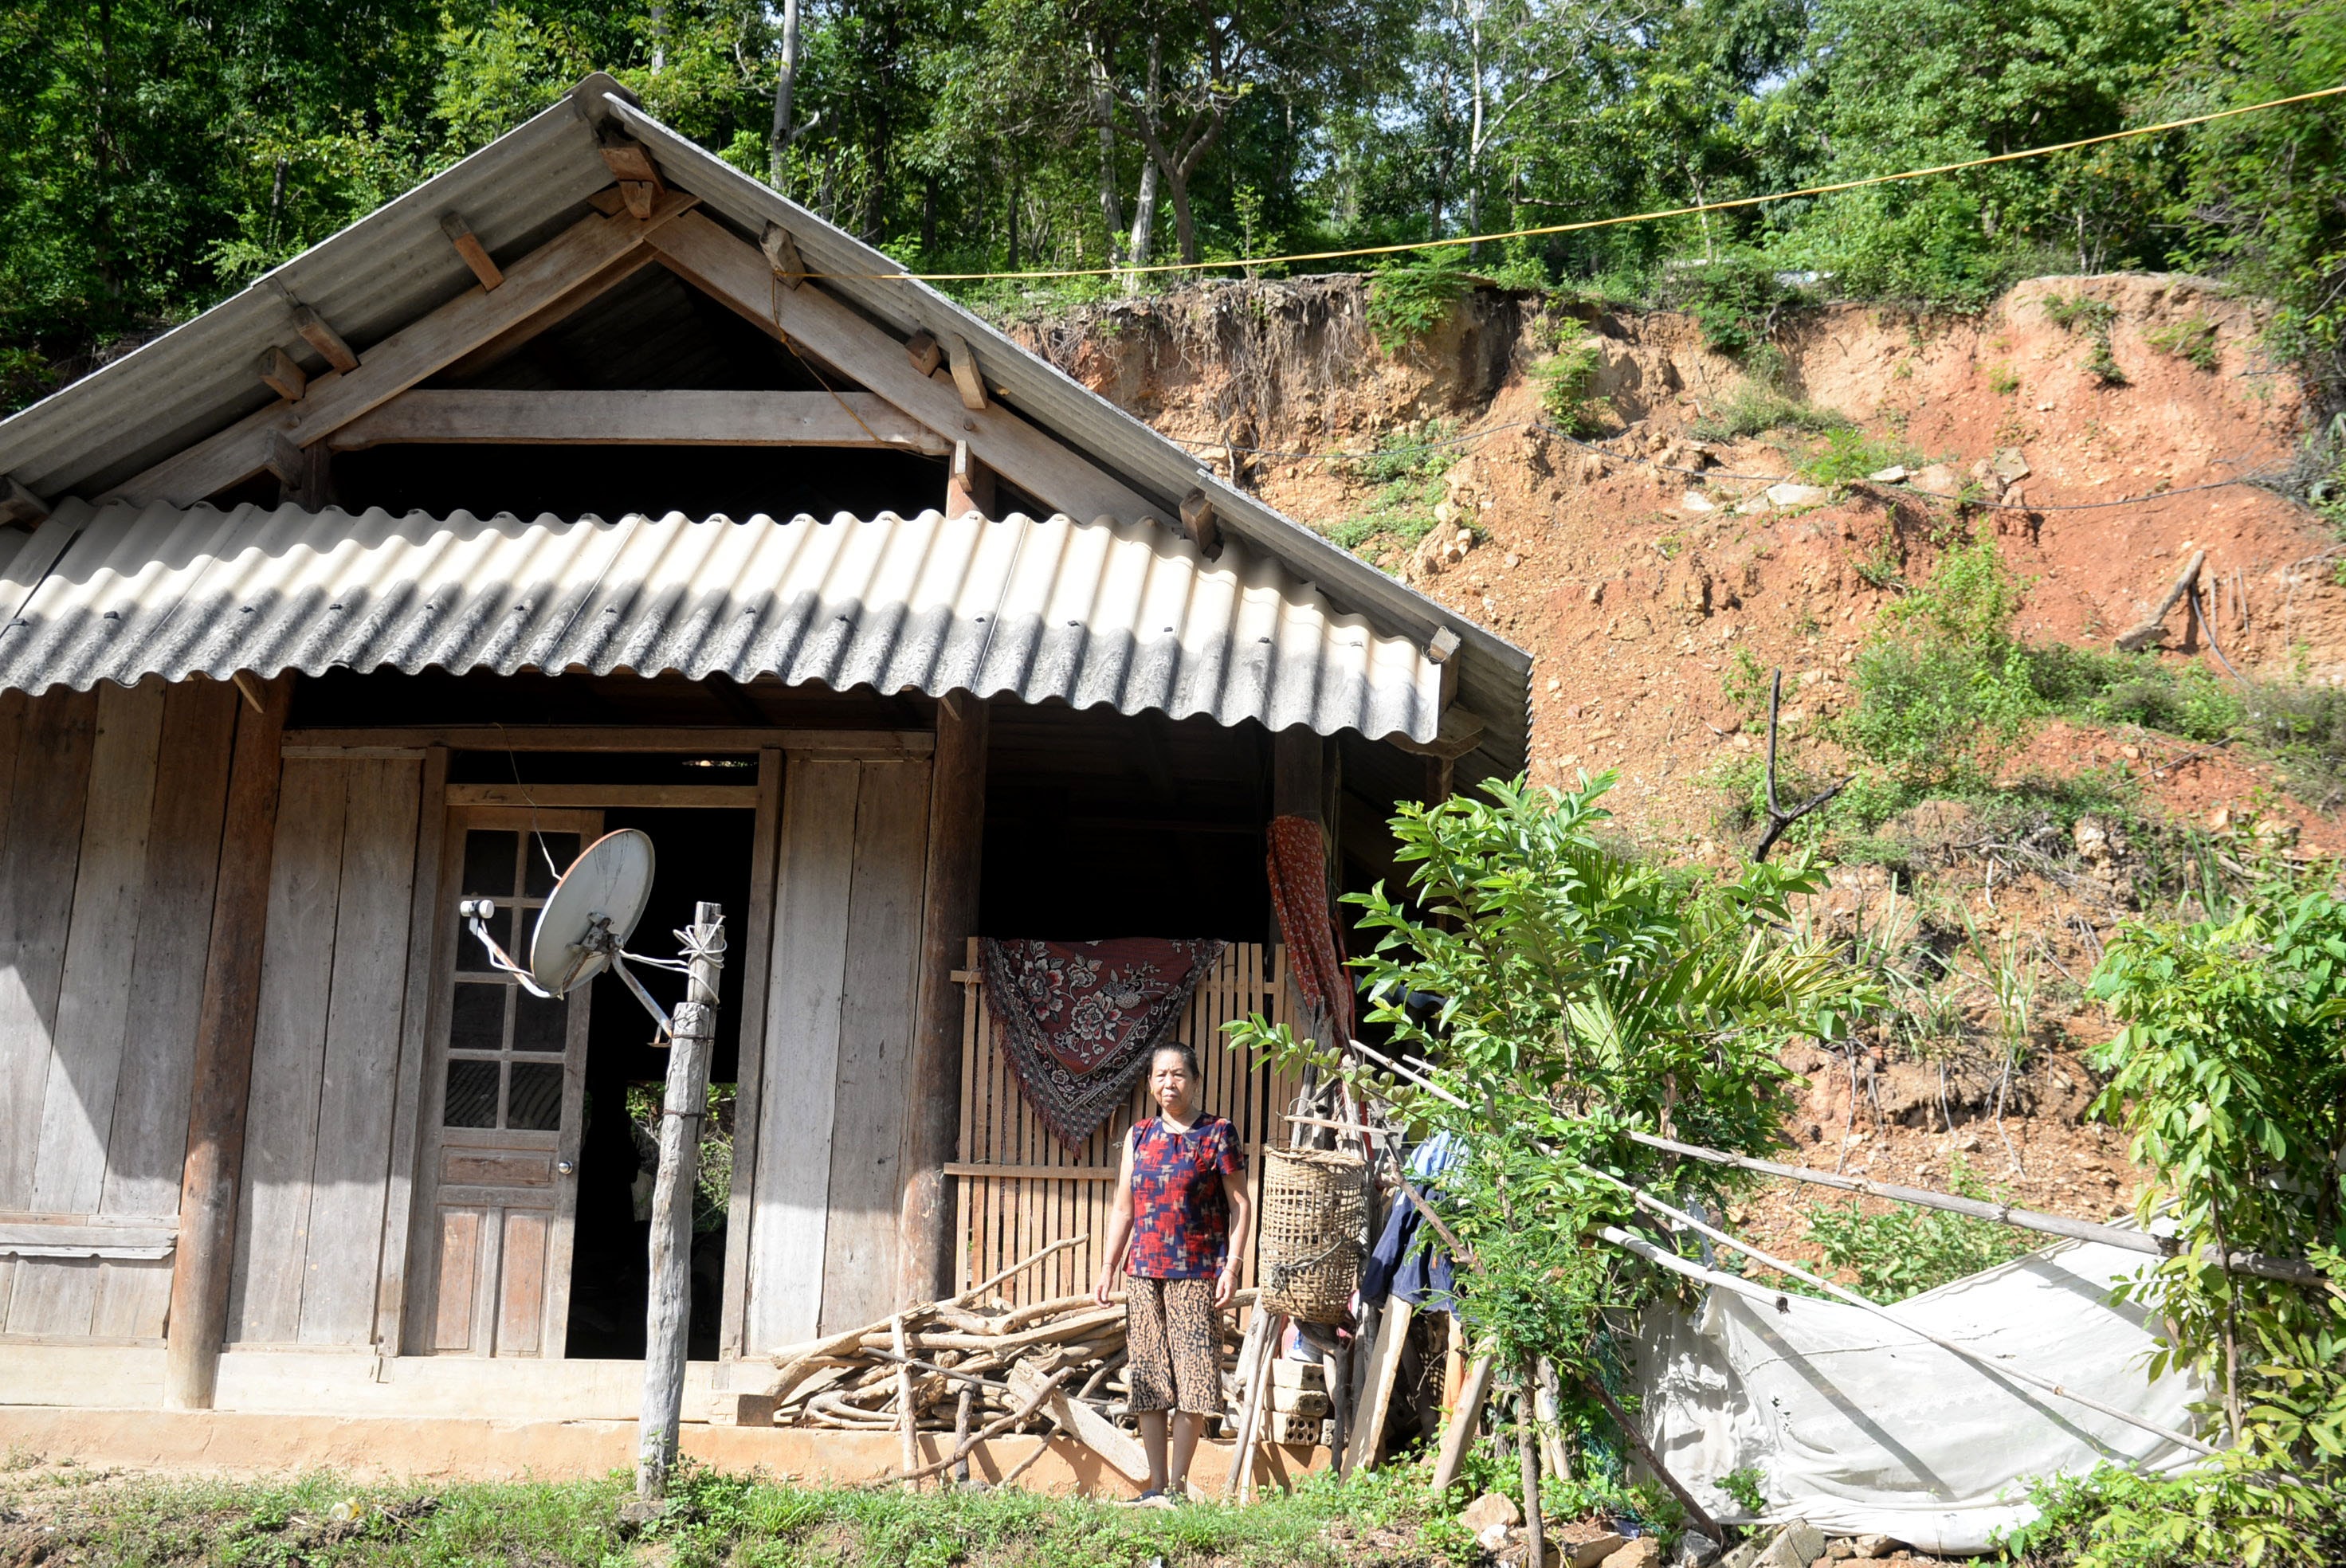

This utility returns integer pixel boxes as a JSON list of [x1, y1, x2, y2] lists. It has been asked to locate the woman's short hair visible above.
[[1150, 1041, 1200, 1077]]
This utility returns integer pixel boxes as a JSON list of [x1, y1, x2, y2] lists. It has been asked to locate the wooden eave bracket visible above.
[[1179, 488, 1222, 559], [0, 473, 50, 529], [257, 346, 307, 402], [1391, 703, 1489, 762], [598, 127, 665, 219], [905, 329, 943, 378], [760, 222, 806, 290], [290, 304, 359, 374], [940, 331, 988, 412], [440, 211, 505, 290]]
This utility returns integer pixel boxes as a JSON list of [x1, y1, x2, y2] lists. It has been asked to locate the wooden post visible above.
[[1430, 1353, 1493, 1496], [638, 902, 724, 1503], [894, 692, 988, 1307], [163, 675, 289, 1411], [945, 442, 995, 519]]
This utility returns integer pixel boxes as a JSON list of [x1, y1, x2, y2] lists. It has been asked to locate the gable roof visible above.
[[0, 76, 1528, 779]]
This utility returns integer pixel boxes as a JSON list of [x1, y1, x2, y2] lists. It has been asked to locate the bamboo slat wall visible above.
[[951, 940, 1302, 1306]]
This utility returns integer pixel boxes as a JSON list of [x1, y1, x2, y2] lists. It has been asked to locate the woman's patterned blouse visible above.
[[1126, 1114, 1242, 1280]]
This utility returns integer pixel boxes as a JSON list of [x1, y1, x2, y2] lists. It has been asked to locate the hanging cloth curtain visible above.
[[1266, 814, 1354, 1046], [979, 937, 1226, 1148]]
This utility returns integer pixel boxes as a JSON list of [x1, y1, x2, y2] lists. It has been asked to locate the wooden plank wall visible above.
[[226, 755, 423, 1347], [742, 756, 933, 1352], [951, 941, 1301, 1307], [0, 680, 238, 1341]]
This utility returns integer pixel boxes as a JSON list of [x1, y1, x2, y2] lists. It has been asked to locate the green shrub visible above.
[[1325, 423, 1463, 560], [1367, 254, 1473, 351], [2043, 292, 2127, 385], [1799, 427, 1921, 486], [1805, 1158, 2034, 1300], [2002, 1455, 2344, 1568], [1838, 539, 2038, 787], [1661, 251, 1808, 354], [1532, 338, 1608, 436]]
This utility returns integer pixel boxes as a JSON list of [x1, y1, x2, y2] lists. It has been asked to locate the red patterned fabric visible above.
[[1266, 814, 1354, 1043], [1127, 1115, 1243, 1279], [979, 937, 1225, 1147]]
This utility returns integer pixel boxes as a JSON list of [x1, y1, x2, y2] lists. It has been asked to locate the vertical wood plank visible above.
[[32, 680, 166, 1220], [716, 747, 783, 1362], [743, 759, 859, 1352], [374, 745, 449, 1353], [0, 690, 99, 1209], [225, 759, 348, 1344], [820, 757, 932, 1329], [433, 1209, 481, 1351], [4, 1258, 99, 1336], [496, 1209, 548, 1356], [101, 681, 237, 1221], [90, 1256, 175, 1339], [297, 759, 422, 1346]]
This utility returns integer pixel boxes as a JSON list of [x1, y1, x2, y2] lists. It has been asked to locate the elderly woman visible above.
[[1093, 1041, 1253, 1503]]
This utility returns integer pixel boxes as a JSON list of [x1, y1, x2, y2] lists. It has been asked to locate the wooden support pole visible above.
[[2116, 549, 2207, 653], [893, 1314, 920, 1488], [1346, 1297, 1413, 1472], [439, 212, 505, 290], [163, 675, 290, 1410], [1430, 1352, 1493, 1495], [638, 903, 724, 1502], [895, 693, 989, 1307]]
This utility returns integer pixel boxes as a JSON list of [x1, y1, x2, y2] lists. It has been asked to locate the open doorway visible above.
[[561, 806, 755, 1361]]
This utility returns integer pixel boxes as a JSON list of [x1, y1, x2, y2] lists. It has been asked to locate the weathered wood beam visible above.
[[944, 441, 995, 517], [436, 245, 661, 382], [105, 190, 700, 507], [0, 474, 49, 529], [894, 692, 988, 1307], [291, 306, 359, 373], [760, 221, 806, 290], [1180, 488, 1221, 558], [598, 130, 665, 220], [257, 347, 307, 403], [328, 389, 949, 454], [904, 330, 942, 377], [940, 331, 987, 412], [163, 676, 290, 1409], [438, 211, 504, 290], [647, 213, 1155, 524], [1388, 704, 1488, 761]]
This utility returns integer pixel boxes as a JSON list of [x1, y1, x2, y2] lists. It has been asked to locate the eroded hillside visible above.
[[1010, 274, 2346, 1264]]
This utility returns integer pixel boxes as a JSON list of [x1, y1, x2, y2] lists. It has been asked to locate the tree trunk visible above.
[[1089, 42, 1125, 265], [1123, 36, 1164, 287], [768, 0, 802, 190]]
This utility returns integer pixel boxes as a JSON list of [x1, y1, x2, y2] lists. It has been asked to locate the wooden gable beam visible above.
[[256, 346, 307, 402], [328, 388, 949, 453], [104, 190, 700, 507], [438, 211, 504, 290], [645, 212, 1155, 525]]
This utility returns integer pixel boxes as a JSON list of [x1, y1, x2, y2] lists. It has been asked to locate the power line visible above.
[[801, 84, 2346, 284]]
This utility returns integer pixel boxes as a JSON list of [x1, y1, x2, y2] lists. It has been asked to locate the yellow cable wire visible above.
[[802, 83, 2346, 284]]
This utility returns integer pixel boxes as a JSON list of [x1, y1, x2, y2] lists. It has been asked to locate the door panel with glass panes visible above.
[[410, 808, 598, 1356]]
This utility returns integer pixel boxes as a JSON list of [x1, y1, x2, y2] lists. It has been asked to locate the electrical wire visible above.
[[794, 84, 2346, 283]]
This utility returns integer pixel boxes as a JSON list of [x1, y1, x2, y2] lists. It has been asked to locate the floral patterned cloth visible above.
[[978, 937, 1225, 1147], [1266, 815, 1354, 1044], [1126, 1114, 1243, 1280]]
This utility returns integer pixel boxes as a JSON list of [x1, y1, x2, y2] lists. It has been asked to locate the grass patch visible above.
[[1805, 1157, 2034, 1300], [0, 1460, 1477, 1568], [1324, 423, 1465, 562], [2144, 312, 2221, 372], [2042, 293, 2126, 386], [1690, 380, 1852, 443], [1797, 427, 1922, 486]]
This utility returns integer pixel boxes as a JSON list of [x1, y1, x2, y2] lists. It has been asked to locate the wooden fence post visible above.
[[638, 903, 724, 1502], [163, 676, 289, 1411]]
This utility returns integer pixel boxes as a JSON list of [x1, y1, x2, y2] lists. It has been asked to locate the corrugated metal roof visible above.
[[0, 500, 1444, 743], [0, 77, 1527, 778]]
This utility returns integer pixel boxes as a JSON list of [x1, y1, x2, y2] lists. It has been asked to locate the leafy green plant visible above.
[[1532, 339, 1609, 436], [1691, 381, 1853, 442], [2044, 293, 2128, 385], [1799, 427, 1920, 486], [1987, 363, 2022, 395], [1662, 252, 1807, 354], [1326, 423, 1463, 560], [2144, 312, 2221, 371], [1367, 254, 1474, 352], [1716, 1465, 1768, 1515], [1838, 537, 2039, 787], [1805, 1158, 2034, 1300]]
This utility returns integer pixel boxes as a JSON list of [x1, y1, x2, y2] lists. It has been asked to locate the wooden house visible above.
[[0, 76, 1528, 1450]]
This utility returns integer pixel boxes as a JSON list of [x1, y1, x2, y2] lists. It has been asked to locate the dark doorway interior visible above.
[[563, 805, 755, 1361]]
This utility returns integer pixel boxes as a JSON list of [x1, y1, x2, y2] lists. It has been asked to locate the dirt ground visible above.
[[1010, 272, 2346, 1258]]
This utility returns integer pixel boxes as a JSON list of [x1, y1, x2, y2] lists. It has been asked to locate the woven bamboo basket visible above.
[[1257, 1147, 1367, 1323]]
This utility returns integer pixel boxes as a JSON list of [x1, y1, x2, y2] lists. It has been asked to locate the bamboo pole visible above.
[[636, 903, 724, 1502], [893, 1315, 920, 1488]]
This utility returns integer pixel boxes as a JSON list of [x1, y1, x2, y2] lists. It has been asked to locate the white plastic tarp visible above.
[[1634, 1240, 2212, 1553]]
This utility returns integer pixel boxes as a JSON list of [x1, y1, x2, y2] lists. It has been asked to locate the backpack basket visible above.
[[1257, 1146, 1367, 1323]]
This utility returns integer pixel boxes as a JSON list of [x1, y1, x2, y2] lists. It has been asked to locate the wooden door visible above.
[[410, 807, 599, 1357]]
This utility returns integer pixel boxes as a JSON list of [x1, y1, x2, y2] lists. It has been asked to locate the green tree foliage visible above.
[[1804, 1158, 2032, 1301]]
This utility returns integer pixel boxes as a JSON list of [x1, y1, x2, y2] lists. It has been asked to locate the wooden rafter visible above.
[[645, 212, 1155, 524], [104, 190, 701, 507], [328, 388, 948, 453]]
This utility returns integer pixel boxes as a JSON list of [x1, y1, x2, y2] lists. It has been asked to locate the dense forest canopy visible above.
[[3, 0, 2344, 415]]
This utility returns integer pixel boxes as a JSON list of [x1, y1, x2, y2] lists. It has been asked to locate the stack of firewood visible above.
[[755, 1239, 1255, 1486]]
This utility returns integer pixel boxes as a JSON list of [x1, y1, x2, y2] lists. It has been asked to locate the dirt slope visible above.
[[1011, 274, 2346, 1261]]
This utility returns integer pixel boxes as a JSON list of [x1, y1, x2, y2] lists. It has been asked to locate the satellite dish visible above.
[[528, 829, 656, 998]]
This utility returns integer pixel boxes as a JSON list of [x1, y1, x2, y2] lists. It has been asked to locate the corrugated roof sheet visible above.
[[0, 77, 1528, 778], [0, 500, 1443, 743]]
